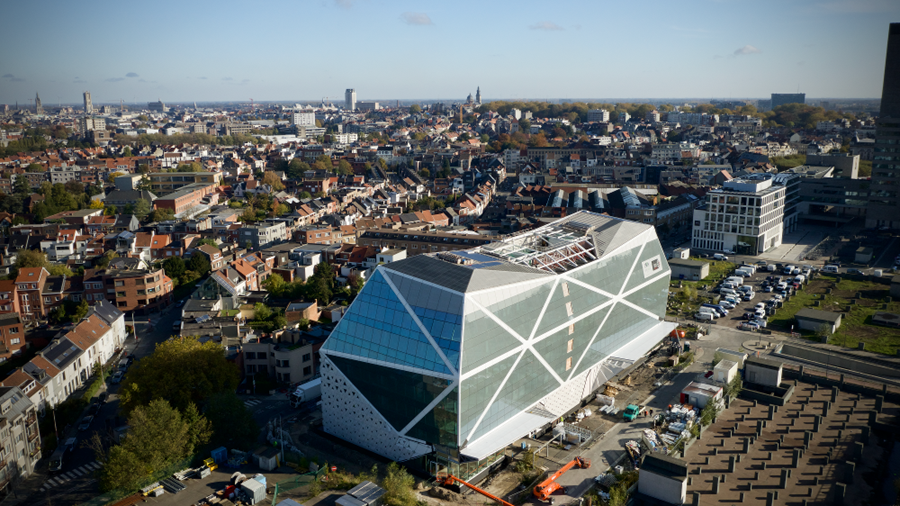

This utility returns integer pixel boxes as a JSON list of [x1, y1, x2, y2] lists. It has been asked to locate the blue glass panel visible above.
[[322, 271, 451, 375]]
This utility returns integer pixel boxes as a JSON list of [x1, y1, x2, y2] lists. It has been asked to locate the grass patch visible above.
[[769, 275, 900, 354], [667, 259, 735, 317], [772, 153, 807, 171], [220, 309, 240, 317]]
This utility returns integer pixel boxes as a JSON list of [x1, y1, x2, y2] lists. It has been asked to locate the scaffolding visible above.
[[480, 221, 598, 273]]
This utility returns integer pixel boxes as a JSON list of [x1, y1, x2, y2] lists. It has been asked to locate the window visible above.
[[561, 282, 569, 297], [303, 366, 312, 376], [10, 328, 17, 334], [116, 292, 126, 298], [568, 324, 574, 336], [566, 357, 573, 371], [10, 339, 19, 345], [115, 281, 124, 287], [246, 352, 255, 360], [567, 339, 574, 353], [302, 353, 311, 362], [44, 297, 50, 303], [565, 301, 574, 317]]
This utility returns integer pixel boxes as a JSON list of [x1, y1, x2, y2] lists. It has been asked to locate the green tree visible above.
[[163, 256, 186, 279], [97, 399, 210, 492], [14, 176, 31, 195], [263, 273, 285, 295], [175, 162, 202, 172], [96, 250, 118, 269], [187, 253, 211, 276], [409, 104, 421, 114], [119, 337, 240, 414], [197, 238, 218, 248], [15, 249, 48, 270], [26, 163, 44, 173], [254, 303, 272, 322], [133, 199, 152, 220], [122, 147, 133, 157], [47, 264, 75, 276], [151, 208, 175, 222], [381, 462, 417, 506], [287, 158, 311, 179], [337, 159, 353, 176], [261, 171, 285, 190], [299, 191, 312, 200]]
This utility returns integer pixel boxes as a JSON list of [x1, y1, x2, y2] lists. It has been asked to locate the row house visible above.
[[0, 313, 25, 362], [0, 385, 42, 490], [16, 268, 48, 322]]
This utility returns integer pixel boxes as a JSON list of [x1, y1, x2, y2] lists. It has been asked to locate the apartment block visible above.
[[691, 177, 785, 255], [147, 172, 223, 196]]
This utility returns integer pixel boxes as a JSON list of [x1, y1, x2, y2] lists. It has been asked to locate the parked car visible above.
[[88, 401, 101, 415], [720, 301, 735, 309], [763, 285, 773, 292], [98, 392, 108, 404], [78, 416, 94, 431], [847, 268, 864, 275], [743, 312, 757, 320], [111, 371, 124, 384], [742, 321, 760, 331], [743, 292, 755, 301]]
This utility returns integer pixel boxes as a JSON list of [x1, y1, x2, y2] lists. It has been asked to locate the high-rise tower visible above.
[[867, 23, 900, 228], [34, 93, 43, 115], [83, 91, 93, 114], [476, 86, 482, 105], [345, 89, 357, 112]]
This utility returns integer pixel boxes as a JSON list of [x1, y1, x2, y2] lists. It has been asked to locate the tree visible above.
[[725, 375, 743, 399], [47, 264, 74, 277], [409, 104, 421, 114], [254, 303, 272, 322], [133, 199, 152, 220], [299, 191, 312, 200], [97, 399, 210, 492], [26, 163, 44, 173], [700, 400, 720, 426], [119, 337, 241, 414], [263, 273, 285, 295], [287, 158, 311, 179], [15, 249, 48, 270], [381, 462, 417, 506], [163, 256, 185, 279], [202, 392, 259, 451], [13, 176, 30, 195], [122, 147, 133, 157], [175, 162, 202, 172], [89, 199, 105, 210], [337, 159, 353, 176], [419, 168, 430, 178], [107, 171, 127, 184], [187, 253, 210, 276], [151, 208, 175, 222], [261, 172, 285, 191], [96, 250, 118, 269], [198, 238, 218, 248]]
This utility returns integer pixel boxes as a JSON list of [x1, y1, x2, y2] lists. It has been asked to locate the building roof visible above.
[[795, 308, 842, 323], [668, 258, 708, 268], [641, 453, 688, 479]]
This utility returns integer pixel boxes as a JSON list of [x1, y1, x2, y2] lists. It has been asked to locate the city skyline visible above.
[[1, 0, 898, 104]]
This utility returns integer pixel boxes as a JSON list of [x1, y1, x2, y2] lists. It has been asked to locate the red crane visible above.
[[440, 474, 514, 506], [533, 456, 591, 501]]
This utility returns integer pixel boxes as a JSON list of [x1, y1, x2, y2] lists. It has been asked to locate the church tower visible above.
[[35, 93, 43, 115], [476, 86, 482, 105]]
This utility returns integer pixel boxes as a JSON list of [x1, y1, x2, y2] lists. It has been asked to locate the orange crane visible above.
[[440, 474, 514, 506], [533, 456, 591, 501]]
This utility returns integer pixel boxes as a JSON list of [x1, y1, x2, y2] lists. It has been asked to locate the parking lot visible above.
[[703, 261, 814, 331]]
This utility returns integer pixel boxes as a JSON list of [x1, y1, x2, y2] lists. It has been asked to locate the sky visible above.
[[1, 0, 898, 105]]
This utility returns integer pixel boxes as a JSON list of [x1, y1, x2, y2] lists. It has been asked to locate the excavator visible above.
[[439, 474, 515, 506], [533, 456, 591, 501]]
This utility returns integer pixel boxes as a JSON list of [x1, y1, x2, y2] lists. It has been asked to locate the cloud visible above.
[[400, 12, 432, 25], [2, 73, 24, 82], [126, 72, 139, 78], [733, 45, 761, 56], [199, 76, 207, 80], [1, 74, 12, 78], [105, 77, 125, 82], [530, 21, 563, 31]]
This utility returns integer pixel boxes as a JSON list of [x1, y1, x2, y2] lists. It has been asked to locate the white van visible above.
[[767, 264, 777, 272], [720, 288, 738, 297], [823, 265, 839, 274], [735, 269, 752, 277], [783, 265, 796, 275], [695, 312, 715, 321], [740, 264, 757, 275], [794, 275, 806, 284], [720, 282, 738, 291], [699, 306, 718, 318], [713, 253, 729, 261], [726, 277, 744, 286]]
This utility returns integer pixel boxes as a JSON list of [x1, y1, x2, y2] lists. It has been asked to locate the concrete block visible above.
[[729, 456, 736, 473], [847, 461, 856, 484], [693, 492, 700, 506], [766, 491, 774, 506], [876, 395, 884, 413], [721, 474, 726, 484], [712, 476, 719, 494], [687, 477, 692, 486], [854, 442, 865, 462], [835, 483, 847, 503], [713, 447, 718, 456], [813, 476, 819, 486]]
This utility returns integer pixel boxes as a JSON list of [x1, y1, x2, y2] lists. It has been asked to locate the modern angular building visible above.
[[320, 211, 675, 479], [867, 23, 900, 229]]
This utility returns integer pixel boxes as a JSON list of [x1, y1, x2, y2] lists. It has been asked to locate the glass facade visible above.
[[621, 239, 668, 293], [322, 271, 452, 375], [534, 278, 610, 337], [462, 309, 522, 371], [624, 276, 669, 319], [407, 386, 459, 448], [459, 353, 517, 441], [568, 245, 639, 296], [390, 274, 464, 367], [471, 281, 553, 340], [329, 354, 454, 439]]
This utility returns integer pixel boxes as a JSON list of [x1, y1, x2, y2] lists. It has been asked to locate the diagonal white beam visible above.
[[563, 276, 616, 299], [399, 379, 459, 436], [321, 349, 456, 381], [567, 301, 616, 382], [463, 349, 527, 445], [381, 272, 458, 377], [618, 241, 647, 296], [529, 278, 559, 341]]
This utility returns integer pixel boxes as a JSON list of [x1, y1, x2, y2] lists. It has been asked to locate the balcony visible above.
[[24, 412, 36, 426]]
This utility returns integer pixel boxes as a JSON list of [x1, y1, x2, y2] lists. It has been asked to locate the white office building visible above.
[[587, 109, 610, 122], [345, 89, 357, 111], [691, 177, 785, 255], [292, 111, 316, 126]]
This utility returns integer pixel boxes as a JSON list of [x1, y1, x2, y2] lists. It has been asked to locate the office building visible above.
[[771, 93, 806, 109], [148, 100, 167, 113], [292, 111, 315, 126], [321, 211, 674, 478], [83, 91, 93, 114], [587, 109, 610, 122], [146, 172, 223, 196], [867, 23, 900, 229], [356, 102, 380, 111], [691, 177, 786, 255], [345, 89, 357, 111]]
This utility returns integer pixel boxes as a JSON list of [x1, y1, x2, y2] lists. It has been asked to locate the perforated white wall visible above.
[[320, 355, 433, 462]]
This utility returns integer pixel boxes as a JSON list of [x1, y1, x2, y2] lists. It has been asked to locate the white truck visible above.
[[289, 378, 322, 409]]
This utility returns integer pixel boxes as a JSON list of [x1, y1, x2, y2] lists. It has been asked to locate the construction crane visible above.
[[533, 456, 591, 501], [249, 98, 254, 109], [440, 474, 514, 506]]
